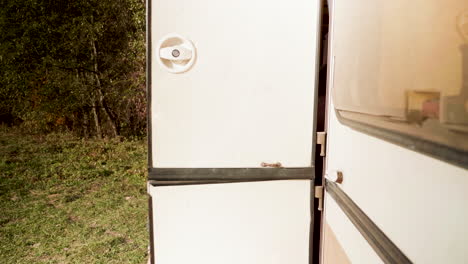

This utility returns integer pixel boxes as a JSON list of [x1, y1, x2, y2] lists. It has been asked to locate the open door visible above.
[[147, 0, 322, 263]]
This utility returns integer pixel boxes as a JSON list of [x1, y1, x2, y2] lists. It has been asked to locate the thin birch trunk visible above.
[[91, 93, 102, 139], [90, 38, 119, 137]]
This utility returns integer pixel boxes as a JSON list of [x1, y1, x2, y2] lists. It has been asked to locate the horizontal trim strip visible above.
[[148, 179, 313, 187], [335, 109, 468, 169], [325, 180, 412, 264], [148, 167, 314, 181]]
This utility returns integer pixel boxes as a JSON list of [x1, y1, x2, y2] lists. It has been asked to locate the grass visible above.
[[0, 128, 148, 264]]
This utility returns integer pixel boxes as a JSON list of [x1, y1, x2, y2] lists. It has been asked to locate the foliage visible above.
[[0, 0, 146, 138], [0, 127, 148, 263]]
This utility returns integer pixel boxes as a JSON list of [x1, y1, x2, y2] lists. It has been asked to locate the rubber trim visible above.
[[326, 180, 412, 264], [146, 0, 153, 169], [148, 195, 155, 264], [148, 167, 314, 181], [146, 0, 154, 262], [335, 109, 468, 169]]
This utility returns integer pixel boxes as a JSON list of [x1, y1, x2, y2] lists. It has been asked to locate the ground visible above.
[[0, 128, 148, 263]]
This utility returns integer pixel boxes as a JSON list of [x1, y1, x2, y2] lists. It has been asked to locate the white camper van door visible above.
[[148, 0, 321, 263]]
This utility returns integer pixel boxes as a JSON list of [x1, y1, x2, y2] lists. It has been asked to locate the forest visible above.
[[0, 1, 149, 263], [0, 0, 147, 138]]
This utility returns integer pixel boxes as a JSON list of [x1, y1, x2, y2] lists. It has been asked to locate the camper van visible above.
[[146, 0, 468, 263]]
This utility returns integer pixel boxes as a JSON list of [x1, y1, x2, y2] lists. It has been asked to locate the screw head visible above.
[[172, 49, 180, 57]]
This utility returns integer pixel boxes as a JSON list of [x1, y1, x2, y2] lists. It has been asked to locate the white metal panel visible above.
[[150, 180, 311, 264], [151, 0, 321, 168], [325, 101, 468, 263], [323, 197, 382, 264]]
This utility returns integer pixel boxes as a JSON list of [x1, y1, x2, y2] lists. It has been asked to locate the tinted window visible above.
[[331, 1, 468, 158]]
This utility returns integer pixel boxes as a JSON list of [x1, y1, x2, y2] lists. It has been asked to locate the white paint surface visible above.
[[324, 104, 468, 263], [150, 180, 311, 264], [151, 0, 321, 167], [324, 196, 382, 264]]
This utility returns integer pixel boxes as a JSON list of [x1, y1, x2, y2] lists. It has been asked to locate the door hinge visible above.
[[315, 185, 324, 211], [317, 131, 327, 157]]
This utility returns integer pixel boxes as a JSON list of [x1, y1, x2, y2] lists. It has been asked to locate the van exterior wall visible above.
[[323, 198, 382, 264], [322, 221, 353, 264], [325, 101, 468, 263]]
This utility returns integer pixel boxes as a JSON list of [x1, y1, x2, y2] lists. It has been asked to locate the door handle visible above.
[[156, 33, 196, 73], [159, 45, 193, 61]]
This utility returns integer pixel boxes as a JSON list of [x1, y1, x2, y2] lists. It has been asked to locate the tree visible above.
[[0, 0, 146, 138]]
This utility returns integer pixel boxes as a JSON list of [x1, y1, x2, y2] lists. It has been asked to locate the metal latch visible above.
[[326, 170, 343, 184], [261, 162, 283, 168], [315, 185, 324, 211], [317, 132, 327, 157]]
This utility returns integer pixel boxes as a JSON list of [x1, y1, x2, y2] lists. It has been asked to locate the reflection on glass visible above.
[[332, 1, 468, 153]]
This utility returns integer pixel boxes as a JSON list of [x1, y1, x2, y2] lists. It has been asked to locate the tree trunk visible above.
[[78, 70, 99, 138], [91, 94, 102, 139], [75, 70, 90, 138], [90, 39, 119, 137]]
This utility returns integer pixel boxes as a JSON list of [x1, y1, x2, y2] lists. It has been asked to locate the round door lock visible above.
[[156, 33, 196, 73]]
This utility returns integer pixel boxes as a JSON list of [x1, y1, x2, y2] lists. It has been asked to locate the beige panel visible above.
[[323, 222, 351, 264]]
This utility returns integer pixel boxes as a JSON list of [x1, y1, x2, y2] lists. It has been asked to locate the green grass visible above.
[[0, 129, 148, 264]]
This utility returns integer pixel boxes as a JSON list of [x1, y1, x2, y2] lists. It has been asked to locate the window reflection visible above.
[[332, 1, 468, 153]]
